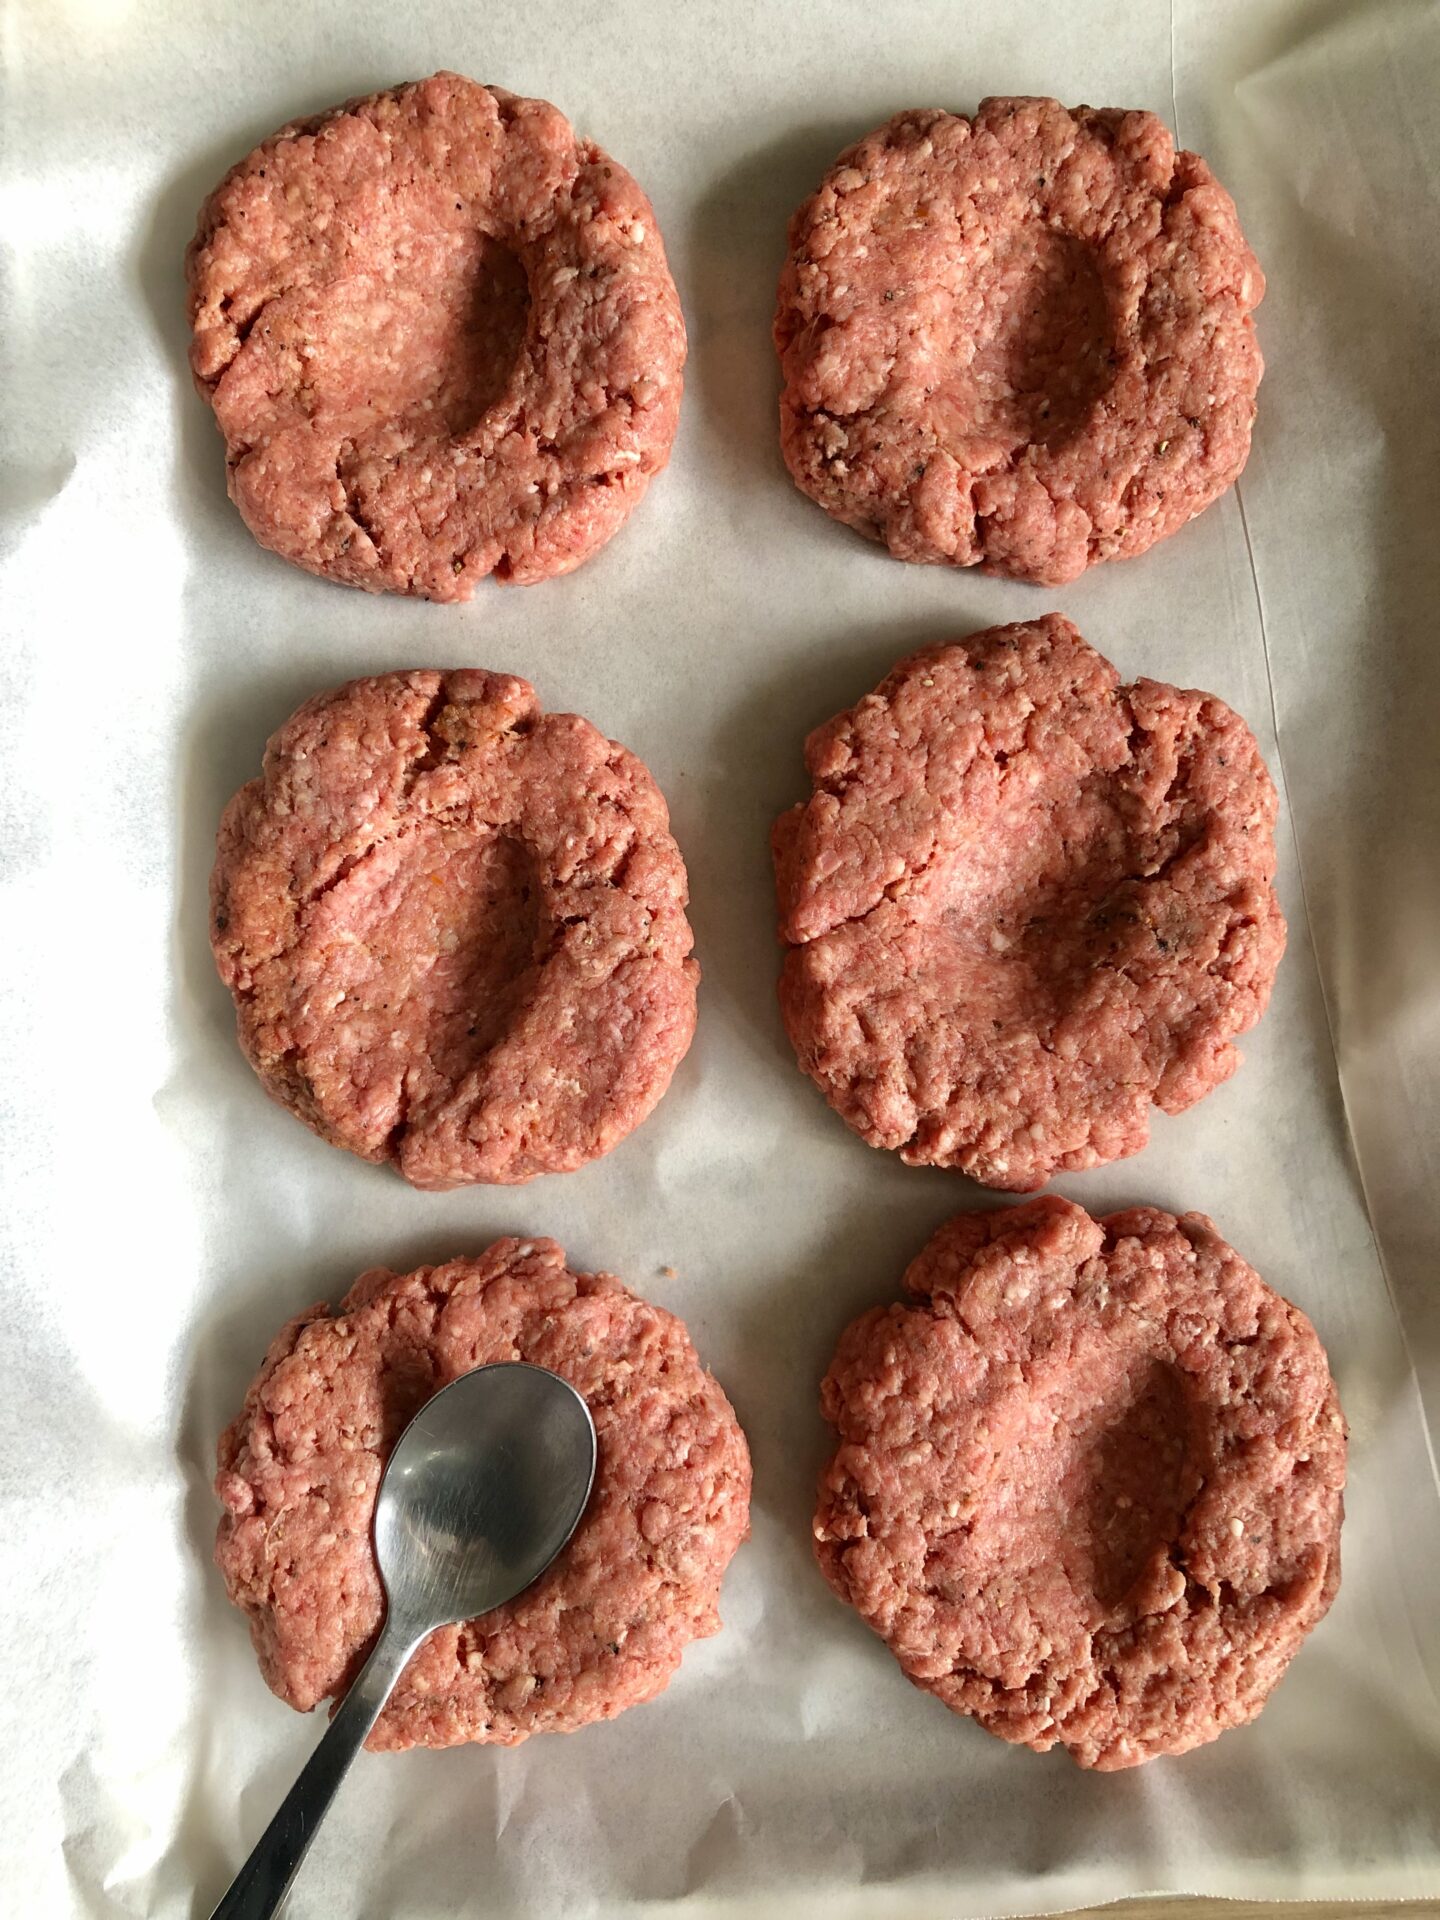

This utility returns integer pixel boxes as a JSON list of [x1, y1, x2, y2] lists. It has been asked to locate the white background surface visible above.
[[3, 1, 1439, 1914]]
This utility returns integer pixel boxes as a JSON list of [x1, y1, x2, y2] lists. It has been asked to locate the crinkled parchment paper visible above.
[[2, 1, 1437, 1913]]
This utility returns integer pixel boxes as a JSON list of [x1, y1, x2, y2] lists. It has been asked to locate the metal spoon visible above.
[[211, 1362, 597, 1920]]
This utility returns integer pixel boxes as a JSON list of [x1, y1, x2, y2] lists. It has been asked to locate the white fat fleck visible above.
[[989, 929, 1010, 951], [628, 222, 647, 244], [1228, 1517, 1245, 1538]]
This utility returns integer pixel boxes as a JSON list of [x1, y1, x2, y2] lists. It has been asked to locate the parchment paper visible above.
[[3, 1, 1438, 1914]]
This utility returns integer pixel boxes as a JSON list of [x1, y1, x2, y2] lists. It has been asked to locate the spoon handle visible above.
[[210, 1614, 422, 1920]]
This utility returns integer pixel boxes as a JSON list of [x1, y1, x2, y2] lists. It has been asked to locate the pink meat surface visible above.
[[774, 614, 1285, 1189], [212, 670, 698, 1188], [216, 1238, 751, 1750], [776, 98, 1263, 583], [187, 73, 685, 601], [815, 1197, 1345, 1769]]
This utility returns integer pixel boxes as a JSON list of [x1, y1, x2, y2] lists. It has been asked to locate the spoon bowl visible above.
[[212, 1361, 597, 1919], [377, 1363, 598, 1637]]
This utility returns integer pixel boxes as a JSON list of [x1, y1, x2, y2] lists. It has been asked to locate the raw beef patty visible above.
[[217, 1238, 751, 1750], [815, 1197, 1345, 1768], [212, 669, 698, 1188], [773, 615, 1285, 1189], [775, 98, 1264, 583], [187, 73, 685, 600]]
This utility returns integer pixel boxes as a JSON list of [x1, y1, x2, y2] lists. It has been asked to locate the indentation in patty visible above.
[[935, 226, 1115, 462]]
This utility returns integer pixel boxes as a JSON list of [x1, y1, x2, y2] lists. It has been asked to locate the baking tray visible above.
[[2, 1, 1438, 1912]]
